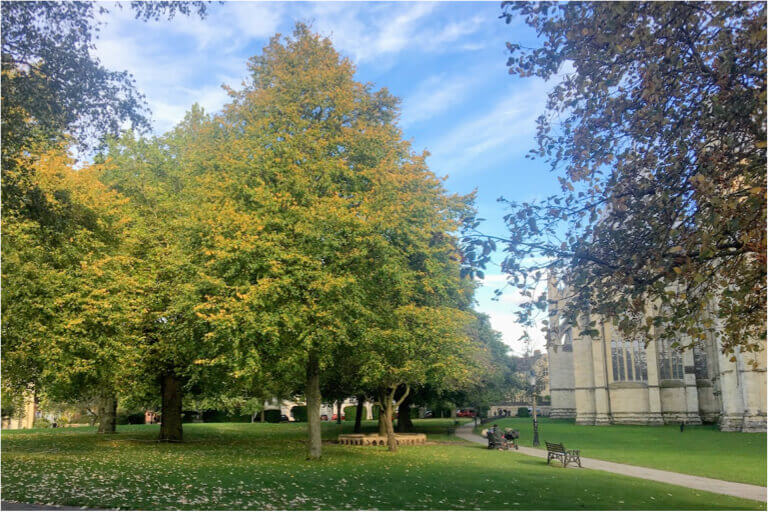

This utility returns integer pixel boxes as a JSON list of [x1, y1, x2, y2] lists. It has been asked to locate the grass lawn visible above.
[[1, 420, 764, 510], [475, 417, 767, 486]]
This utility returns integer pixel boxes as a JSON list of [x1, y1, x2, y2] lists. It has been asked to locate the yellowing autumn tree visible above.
[[182, 24, 476, 458], [2, 149, 140, 433]]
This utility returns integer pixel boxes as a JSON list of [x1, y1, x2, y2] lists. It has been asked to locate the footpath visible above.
[[455, 423, 767, 503]]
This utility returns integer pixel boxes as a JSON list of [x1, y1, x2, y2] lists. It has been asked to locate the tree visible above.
[[1, 2, 210, 435], [99, 119, 235, 442], [177, 24, 479, 458], [468, 2, 766, 359], [1, 150, 140, 434]]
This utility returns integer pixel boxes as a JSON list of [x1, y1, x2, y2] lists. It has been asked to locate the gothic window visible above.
[[693, 345, 708, 379], [633, 340, 648, 381], [560, 325, 573, 345], [658, 339, 684, 380], [611, 339, 647, 382]]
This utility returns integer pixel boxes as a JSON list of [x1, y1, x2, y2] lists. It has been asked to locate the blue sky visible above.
[[93, 1, 563, 354]]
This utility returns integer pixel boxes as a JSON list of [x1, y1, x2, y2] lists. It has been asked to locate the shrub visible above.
[[127, 413, 145, 424], [291, 406, 308, 422], [117, 412, 145, 424], [263, 409, 282, 423], [202, 409, 228, 423], [182, 410, 200, 423], [201, 410, 251, 423], [517, 407, 530, 418], [343, 406, 357, 421], [34, 418, 51, 428]]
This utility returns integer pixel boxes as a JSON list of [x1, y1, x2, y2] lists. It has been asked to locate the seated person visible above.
[[490, 425, 505, 446]]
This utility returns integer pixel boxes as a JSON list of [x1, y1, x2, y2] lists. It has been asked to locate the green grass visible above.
[[476, 417, 767, 486], [1, 421, 763, 510]]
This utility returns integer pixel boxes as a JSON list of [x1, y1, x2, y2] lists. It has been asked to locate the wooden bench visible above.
[[545, 441, 581, 468]]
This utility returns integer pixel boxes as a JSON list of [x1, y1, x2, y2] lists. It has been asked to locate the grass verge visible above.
[[1, 421, 763, 510], [475, 417, 766, 486]]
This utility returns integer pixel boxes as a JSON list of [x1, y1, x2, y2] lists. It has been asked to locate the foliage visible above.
[[2, 422, 763, 510], [1, 0, 209, 433], [517, 407, 530, 418], [468, 2, 767, 359], [263, 410, 283, 423], [291, 406, 308, 422], [1, 150, 140, 410], [167, 24, 478, 455], [0, 1, 207, 151]]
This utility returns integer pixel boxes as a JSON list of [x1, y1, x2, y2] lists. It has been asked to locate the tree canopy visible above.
[[465, 1, 766, 360]]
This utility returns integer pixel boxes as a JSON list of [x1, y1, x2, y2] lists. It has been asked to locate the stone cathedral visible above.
[[546, 277, 766, 432]]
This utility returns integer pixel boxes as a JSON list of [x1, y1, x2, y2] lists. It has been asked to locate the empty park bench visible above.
[[545, 441, 581, 468]]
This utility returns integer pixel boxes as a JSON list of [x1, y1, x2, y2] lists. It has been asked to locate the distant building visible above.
[[1, 389, 36, 430], [547, 276, 766, 432]]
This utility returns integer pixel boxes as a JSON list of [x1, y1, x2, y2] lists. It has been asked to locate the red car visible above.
[[457, 409, 476, 417], [331, 413, 345, 421]]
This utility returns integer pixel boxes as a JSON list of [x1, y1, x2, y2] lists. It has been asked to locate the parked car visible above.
[[280, 414, 291, 422], [331, 413, 346, 421], [423, 410, 434, 418], [457, 409, 476, 417], [320, 414, 329, 421]]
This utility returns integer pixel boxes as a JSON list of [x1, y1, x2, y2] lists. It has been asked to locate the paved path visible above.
[[456, 423, 767, 503]]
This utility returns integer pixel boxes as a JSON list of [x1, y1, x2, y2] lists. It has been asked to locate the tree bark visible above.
[[353, 394, 364, 434], [159, 374, 183, 442], [96, 392, 117, 434], [396, 391, 413, 433], [382, 384, 410, 452], [336, 400, 342, 424], [378, 408, 387, 436], [382, 398, 397, 452], [306, 352, 322, 460]]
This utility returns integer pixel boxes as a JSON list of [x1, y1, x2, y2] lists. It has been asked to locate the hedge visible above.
[[517, 406, 530, 417], [116, 412, 145, 425], [201, 410, 251, 423], [264, 409, 282, 423], [343, 406, 357, 421], [291, 406, 307, 422]]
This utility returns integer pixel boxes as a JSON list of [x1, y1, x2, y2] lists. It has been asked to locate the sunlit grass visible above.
[[476, 417, 767, 486], [2, 420, 763, 510]]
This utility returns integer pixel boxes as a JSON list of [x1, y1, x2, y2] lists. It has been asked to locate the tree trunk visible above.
[[159, 374, 183, 442], [382, 384, 410, 452], [396, 391, 413, 433], [450, 405, 457, 420], [382, 396, 398, 452], [336, 400, 342, 424], [260, 409, 265, 422], [353, 394, 364, 434], [96, 392, 117, 434], [306, 352, 322, 460], [378, 410, 387, 436]]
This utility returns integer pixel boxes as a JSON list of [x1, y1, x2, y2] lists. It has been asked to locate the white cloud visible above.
[[400, 73, 478, 127], [425, 79, 547, 177], [485, 311, 546, 355], [308, 2, 485, 64]]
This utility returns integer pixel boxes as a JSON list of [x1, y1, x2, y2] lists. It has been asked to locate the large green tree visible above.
[[466, 2, 766, 359], [180, 24, 478, 458], [1, 150, 140, 434]]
